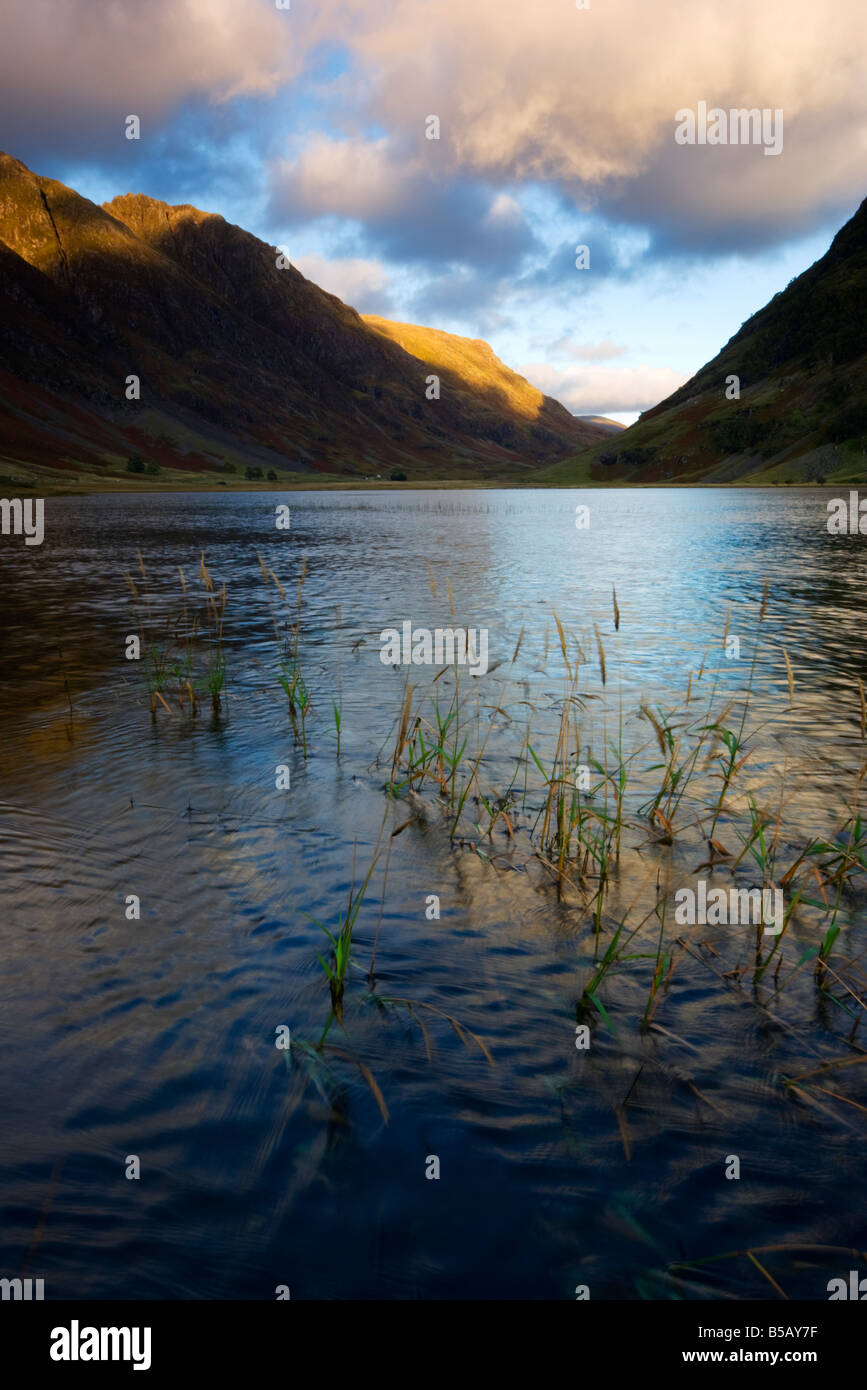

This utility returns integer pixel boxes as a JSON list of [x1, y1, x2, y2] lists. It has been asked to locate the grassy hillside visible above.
[[538, 195, 867, 486], [0, 153, 603, 492], [363, 315, 600, 450]]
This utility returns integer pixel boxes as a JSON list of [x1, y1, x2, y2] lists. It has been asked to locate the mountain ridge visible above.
[[538, 194, 867, 486], [0, 153, 603, 487]]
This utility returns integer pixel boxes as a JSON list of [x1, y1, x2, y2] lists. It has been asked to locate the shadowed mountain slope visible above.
[[537, 195, 867, 486], [0, 154, 602, 487]]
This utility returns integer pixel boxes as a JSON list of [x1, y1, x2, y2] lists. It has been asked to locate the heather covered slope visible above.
[[537, 195, 867, 486], [0, 154, 601, 488], [362, 315, 602, 453]]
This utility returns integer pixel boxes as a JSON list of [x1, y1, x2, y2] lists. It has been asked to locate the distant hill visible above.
[[577, 415, 626, 435], [362, 315, 597, 451], [538, 195, 867, 486], [0, 153, 603, 489]]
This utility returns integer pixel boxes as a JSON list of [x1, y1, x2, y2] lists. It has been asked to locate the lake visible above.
[[1, 486, 865, 1299]]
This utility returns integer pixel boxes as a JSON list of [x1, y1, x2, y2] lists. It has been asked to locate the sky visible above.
[[1, 0, 865, 424]]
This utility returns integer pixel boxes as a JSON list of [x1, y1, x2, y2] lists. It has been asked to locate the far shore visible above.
[[1, 472, 853, 499]]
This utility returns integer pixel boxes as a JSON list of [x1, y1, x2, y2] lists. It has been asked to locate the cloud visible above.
[[269, 136, 538, 270], [272, 136, 399, 222], [548, 337, 627, 361], [521, 362, 688, 417], [317, 0, 867, 249], [601, 129, 867, 253], [0, 0, 293, 157], [292, 251, 396, 314], [406, 266, 504, 324], [3, 0, 864, 252], [520, 234, 631, 287]]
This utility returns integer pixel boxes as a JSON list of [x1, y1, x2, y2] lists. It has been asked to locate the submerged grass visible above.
[[128, 558, 867, 1133], [379, 582, 867, 1069], [293, 812, 495, 1123], [126, 552, 228, 716]]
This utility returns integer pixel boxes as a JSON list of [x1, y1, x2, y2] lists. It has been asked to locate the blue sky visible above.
[[1, 0, 864, 423]]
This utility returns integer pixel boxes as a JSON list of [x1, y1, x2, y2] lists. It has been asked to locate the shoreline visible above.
[[2, 476, 852, 499]]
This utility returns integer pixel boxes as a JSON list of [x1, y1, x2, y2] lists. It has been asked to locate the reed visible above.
[[129, 561, 867, 1056], [278, 654, 311, 751], [128, 552, 229, 716], [377, 586, 867, 1048], [291, 813, 495, 1126], [310, 838, 380, 1042]]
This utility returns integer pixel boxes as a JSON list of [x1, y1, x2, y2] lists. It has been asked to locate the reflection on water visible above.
[[0, 487, 866, 1299]]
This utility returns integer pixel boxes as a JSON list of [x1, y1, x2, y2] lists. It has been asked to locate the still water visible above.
[[0, 487, 865, 1299]]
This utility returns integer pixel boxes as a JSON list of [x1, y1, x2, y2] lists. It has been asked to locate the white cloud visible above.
[[485, 193, 523, 226], [0, 0, 292, 124], [318, 0, 867, 242], [6, 0, 865, 245], [548, 337, 627, 361], [274, 137, 404, 221], [292, 251, 395, 313], [521, 361, 688, 416]]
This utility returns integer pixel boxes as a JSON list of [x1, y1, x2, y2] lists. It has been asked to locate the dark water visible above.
[[1, 487, 866, 1300]]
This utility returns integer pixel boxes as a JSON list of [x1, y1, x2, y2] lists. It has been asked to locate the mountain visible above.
[[362, 315, 589, 450], [0, 153, 602, 489], [577, 415, 626, 436], [538, 196, 867, 486]]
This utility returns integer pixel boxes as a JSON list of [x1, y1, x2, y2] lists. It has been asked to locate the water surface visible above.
[[1, 487, 865, 1299]]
